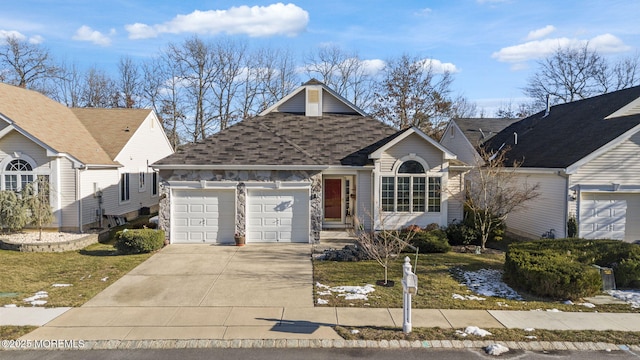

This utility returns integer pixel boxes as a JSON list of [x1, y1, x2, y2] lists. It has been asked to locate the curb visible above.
[[3, 339, 639, 352]]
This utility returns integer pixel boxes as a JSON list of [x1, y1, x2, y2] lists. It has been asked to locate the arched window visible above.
[[381, 160, 441, 213], [3, 159, 34, 192]]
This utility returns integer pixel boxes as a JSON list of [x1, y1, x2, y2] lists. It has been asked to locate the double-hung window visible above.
[[381, 160, 441, 213]]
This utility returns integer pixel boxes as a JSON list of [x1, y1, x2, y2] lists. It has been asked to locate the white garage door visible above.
[[579, 193, 640, 242], [247, 189, 310, 243], [172, 189, 235, 244]]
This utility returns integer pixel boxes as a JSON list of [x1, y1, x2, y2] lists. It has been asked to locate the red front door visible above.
[[324, 179, 342, 221]]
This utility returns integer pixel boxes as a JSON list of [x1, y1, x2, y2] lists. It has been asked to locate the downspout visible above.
[[76, 167, 84, 233]]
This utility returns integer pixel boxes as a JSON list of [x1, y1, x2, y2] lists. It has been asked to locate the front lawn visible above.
[[313, 251, 638, 312]]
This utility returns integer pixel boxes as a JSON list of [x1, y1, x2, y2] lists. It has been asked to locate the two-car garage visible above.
[[170, 187, 310, 244]]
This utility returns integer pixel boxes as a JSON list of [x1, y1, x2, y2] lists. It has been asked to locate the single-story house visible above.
[[0, 83, 174, 231], [483, 85, 640, 242], [153, 80, 466, 244], [440, 117, 520, 165]]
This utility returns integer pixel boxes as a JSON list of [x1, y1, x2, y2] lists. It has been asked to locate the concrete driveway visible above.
[[83, 244, 314, 307]]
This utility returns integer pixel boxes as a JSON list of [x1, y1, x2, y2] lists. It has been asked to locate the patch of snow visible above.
[[564, 299, 596, 308], [524, 328, 535, 332], [485, 344, 509, 356], [315, 282, 376, 301], [452, 293, 486, 301], [4, 304, 17, 308], [23, 291, 48, 306], [317, 298, 328, 305], [350, 329, 360, 334], [607, 289, 640, 308], [101, 277, 109, 282], [464, 326, 492, 337], [52, 283, 72, 287], [546, 308, 562, 312], [460, 269, 523, 300]]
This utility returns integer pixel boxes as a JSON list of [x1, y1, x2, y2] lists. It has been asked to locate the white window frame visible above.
[[380, 158, 442, 214], [2, 158, 35, 192], [120, 173, 130, 203]]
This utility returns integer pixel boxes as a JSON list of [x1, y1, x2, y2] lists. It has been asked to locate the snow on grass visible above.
[[316, 282, 376, 301], [607, 289, 640, 308], [457, 269, 523, 300], [23, 291, 48, 306], [456, 326, 492, 337]]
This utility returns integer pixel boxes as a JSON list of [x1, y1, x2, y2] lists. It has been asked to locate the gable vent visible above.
[[305, 86, 322, 116]]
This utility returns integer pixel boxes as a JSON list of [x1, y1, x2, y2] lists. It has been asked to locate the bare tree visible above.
[[525, 44, 640, 108], [141, 54, 186, 148], [210, 38, 247, 130], [355, 213, 416, 286], [51, 60, 83, 107], [0, 35, 58, 90], [23, 176, 54, 241], [463, 147, 540, 249], [371, 54, 454, 138], [304, 45, 375, 109], [252, 46, 299, 112], [80, 67, 117, 107], [168, 36, 219, 142], [116, 56, 141, 108]]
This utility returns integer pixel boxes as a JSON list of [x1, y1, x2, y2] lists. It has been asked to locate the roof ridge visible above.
[[257, 121, 323, 165]]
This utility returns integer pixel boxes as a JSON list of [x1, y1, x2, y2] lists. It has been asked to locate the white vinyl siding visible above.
[[504, 172, 567, 239], [276, 91, 305, 113], [380, 133, 444, 172], [446, 170, 465, 224], [571, 132, 640, 185], [0, 131, 49, 166], [439, 124, 480, 165], [357, 170, 373, 231], [58, 158, 79, 230]]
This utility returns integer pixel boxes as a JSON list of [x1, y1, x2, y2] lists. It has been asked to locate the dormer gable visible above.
[[259, 79, 367, 117], [605, 96, 640, 119]]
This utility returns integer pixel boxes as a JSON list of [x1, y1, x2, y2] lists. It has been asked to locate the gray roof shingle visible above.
[[154, 112, 399, 167], [484, 86, 640, 168]]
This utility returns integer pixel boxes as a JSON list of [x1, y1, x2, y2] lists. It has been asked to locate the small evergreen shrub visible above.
[[410, 229, 451, 253], [504, 239, 640, 299], [115, 229, 165, 254], [445, 221, 477, 246]]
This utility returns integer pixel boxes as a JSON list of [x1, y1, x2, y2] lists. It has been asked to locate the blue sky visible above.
[[2, 0, 639, 114]]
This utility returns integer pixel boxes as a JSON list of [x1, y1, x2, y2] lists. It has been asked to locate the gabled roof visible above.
[[484, 86, 640, 168], [0, 83, 158, 167], [71, 108, 151, 159], [0, 83, 116, 165], [154, 112, 398, 168], [452, 118, 520, 145], [259, 79, 367, 116]]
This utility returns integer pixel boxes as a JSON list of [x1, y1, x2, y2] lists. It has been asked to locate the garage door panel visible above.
[[172, 189, 235, 244], [579, 193, 639, 242], [247, 189, 309, 243]]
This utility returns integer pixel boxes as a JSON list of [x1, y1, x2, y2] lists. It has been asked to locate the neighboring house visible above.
[[153, 80, 464, 244], [483, 86, 640, 242], [0, 83, 174, 232], [440, 118, 520, 165]]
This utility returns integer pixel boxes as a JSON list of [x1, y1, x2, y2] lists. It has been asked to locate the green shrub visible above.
[[616, 258, 640, 288], [115, 229, 165, 255], [445, 221, 477, 246], [504, 238, 640, 299], [0, 190, 29, 232], [410, 229, 451, 253]]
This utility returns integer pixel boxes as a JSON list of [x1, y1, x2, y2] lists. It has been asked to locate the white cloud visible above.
[[28, 35, 44, 44], [526, 25, 555, 40], [126, 3, 309, 39], [0, 30, 26, 42], [492, 33, 631, 63], [361, 59, 385, 75], [414, 8, 432, 16], [422, 58, 459, 74], [72, 25, 114, 46]]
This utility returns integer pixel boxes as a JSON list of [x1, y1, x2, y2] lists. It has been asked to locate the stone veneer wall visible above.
[[158, 169, 323, 243]]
